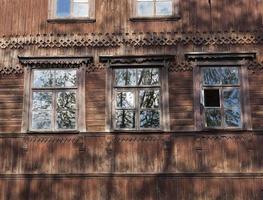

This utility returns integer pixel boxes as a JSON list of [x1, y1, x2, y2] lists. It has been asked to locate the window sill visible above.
[[47, 18, 96, 24], [130, 16, 180, 22], [27, 130, 80, 134]]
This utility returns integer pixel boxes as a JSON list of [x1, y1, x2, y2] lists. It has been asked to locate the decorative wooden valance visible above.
[[185, 52, 256, 61], [99, 55, 175, 66], [18, 56, 93, 68], [0, 31, 262, 49]]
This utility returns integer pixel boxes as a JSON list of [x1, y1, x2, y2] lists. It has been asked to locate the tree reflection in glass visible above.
[[140, 89, 160, 108], [55, 69, 77, 87], [115, 69, 136, 86], [137, 68, 159, 85], [116, 110, 135, 128], [205, 109, 221, 127], [56, 91, 76, 129], [33, 70, 53, 88], [140, 110, 160, 128], [116, 91, 135, 108]]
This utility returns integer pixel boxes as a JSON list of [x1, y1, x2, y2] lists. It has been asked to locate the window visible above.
[[113, 68, 161, 130], [49, 0, 95, 20], [201, 67, 242, 128], [30, 69, 78, 131], [135, 0, 177, 17]]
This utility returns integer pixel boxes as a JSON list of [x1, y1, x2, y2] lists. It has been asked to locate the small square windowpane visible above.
[[73, 2, 89, 17], [139, 89, 160, 108], [56, 0, 71, 17], [32, 111, 52, 130], [137, 68, 159, 85], [205, 108, 222, 128], [115, 69, 136, 86], [116, 110, 136, 129], [224, 108, 241, 128], [140, 110, 160, 128], [32, 92, 52, 110], [137, 2, 154, 17], [33, 70, 53, 88], [204, 89, 220, 107], [56, 110, 76, 130], [55, 69, 77, 87], [57, 91, 77, 111], [223, 88, 240, 108], [156, 1, 173, 16], [116, 91, 135, 109]]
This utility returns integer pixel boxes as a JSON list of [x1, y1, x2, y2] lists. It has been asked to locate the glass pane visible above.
[[73, 2, 89, 17], [57, 91, 77, 110], [140, 110, 160, 128], [137, 68, 159, 85], [115, 69, 136, 86], [204, 89, 220, 107], [32, 111, 52, 130], [202, 68, 222, 85], [156, 1, 172, 16], [137, 2, 154, 17], [225, 108, 241, 127], [116, 91, 135, 108], [56, 0, 70, 17], [140, 90, 160, 108], [56, 110, 76, 129], [116, 110, 135, 129], [223, 88, 240, 108], [32, 92, 52, 110], [205, 108, 221, 127], [221, 68, 239, 85], [55, 69, 77, 87], [33, 70, 53, 88]]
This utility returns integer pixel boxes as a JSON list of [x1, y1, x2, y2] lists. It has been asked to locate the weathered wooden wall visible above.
[[0, 0, 262, 35]]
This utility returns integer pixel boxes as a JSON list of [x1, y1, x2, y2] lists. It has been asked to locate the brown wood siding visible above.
[[0, 0, 262, 36], [0, 75, 24, 133]]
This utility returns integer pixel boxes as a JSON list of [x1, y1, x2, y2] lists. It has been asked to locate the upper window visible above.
[[201, 67, 242, 128], [113, 68, 161, 130], [30, 69, 78, 131], [50, 0, 95, 20]]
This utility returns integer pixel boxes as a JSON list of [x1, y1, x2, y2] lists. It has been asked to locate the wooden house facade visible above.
[[0, 0, 263, 199]]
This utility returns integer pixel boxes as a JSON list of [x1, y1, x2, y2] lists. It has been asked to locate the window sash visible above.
[[113, 68, 162, 130], [30, 69, 79, 132], [201, 67, 242, 129], [136, 0, 173, 17]]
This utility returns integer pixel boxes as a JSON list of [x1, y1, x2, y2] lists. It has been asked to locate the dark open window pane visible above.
[[56, 0, 71, 17], [223, 88, 240, 108], [116, 91, 135, 108], [224, 108, 241, 127], [139, 89, 160, 108], [205, 108, 221, 127], [116, 110, 135, 129], [140, 110, 160, 128], [115, 69, 136, 86], [204, 89, 220, 107]]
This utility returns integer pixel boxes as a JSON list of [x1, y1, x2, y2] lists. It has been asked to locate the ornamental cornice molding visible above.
[[0, 30, 262, 49]]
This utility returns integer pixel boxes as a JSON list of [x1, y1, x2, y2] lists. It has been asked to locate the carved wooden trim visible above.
[[86, 63, 106, 73], [168, 60, 193, 72], [0, 31, 262, 49], [0, 64, 23, 75], [23, 136, 80, 144], [247, 60, 263, 73], [18, 56, 93, 68]]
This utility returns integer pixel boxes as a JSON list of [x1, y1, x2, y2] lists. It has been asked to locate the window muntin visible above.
[[201, 67, 242, 128], [31, 69, 78, 131], [136, 0, 173, 17], [55, 0, 89, 18], [113, 68, 161, 130]]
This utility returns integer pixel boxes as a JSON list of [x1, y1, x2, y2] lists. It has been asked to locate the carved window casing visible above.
[[48, 0, 95, 21], [20, 56, 91, 133], [101, 55, 172, 132], [188, 52, 255, 131]]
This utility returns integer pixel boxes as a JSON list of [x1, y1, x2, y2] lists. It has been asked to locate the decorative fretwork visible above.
[[247, 60, 263, 73], [86, 63, 107, 73], [0, 64, 23, 75], [0, 31, 262, 49], [168, 60, 193, 72]]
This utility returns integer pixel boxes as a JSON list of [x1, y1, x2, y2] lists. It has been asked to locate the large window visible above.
[[30, 69, 78, 131], [201, 67, 242, 128], [113, 68, 161, 130], [136, 0, 174, 17]]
